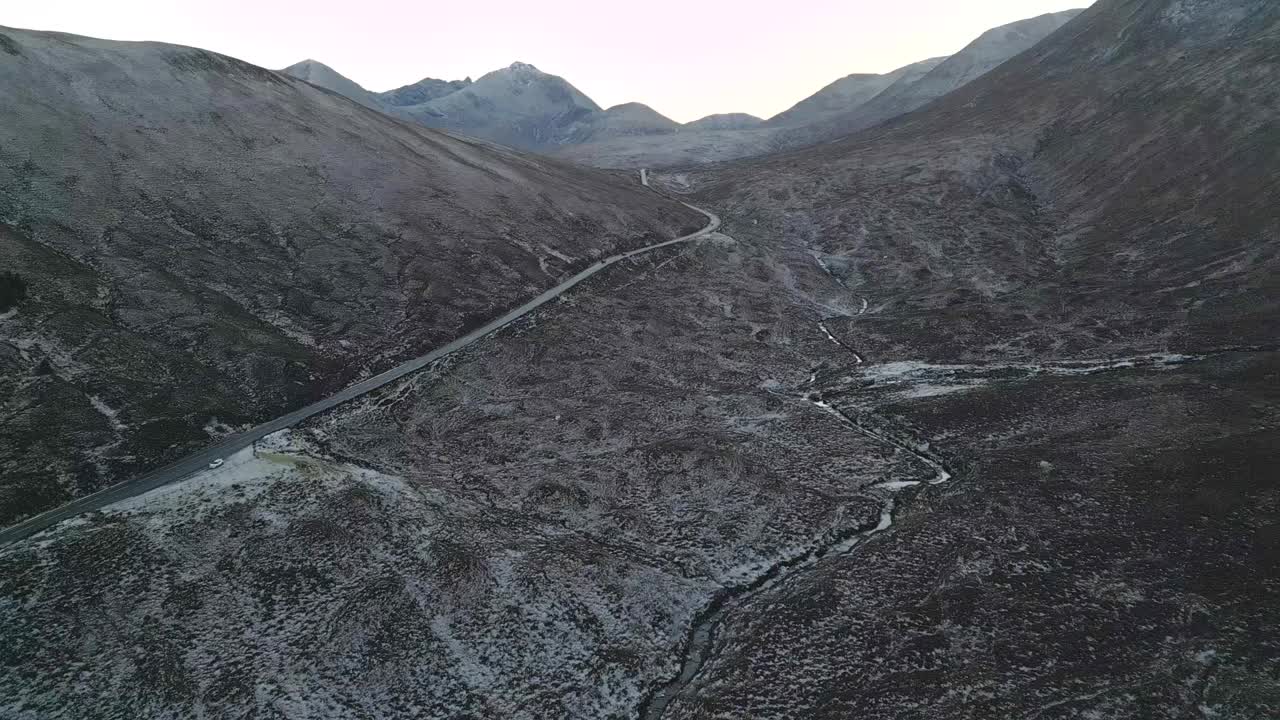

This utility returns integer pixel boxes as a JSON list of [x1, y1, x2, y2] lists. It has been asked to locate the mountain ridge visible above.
[[279, 58, 384, 109], [274, 8, 1083, 161], [0, 25, 701, 526]]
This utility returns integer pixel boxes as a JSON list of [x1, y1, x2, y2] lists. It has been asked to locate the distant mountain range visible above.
[[763, 59, 945, 129], [279, 8, 1083, 161], [777, 9, 1084, 147]]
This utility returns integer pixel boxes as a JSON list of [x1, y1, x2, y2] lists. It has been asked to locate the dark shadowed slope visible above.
[[0, 27, 702, 525]]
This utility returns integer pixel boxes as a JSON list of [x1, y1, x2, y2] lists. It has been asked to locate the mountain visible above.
[[563, 102, 680, 144], [280, 62, 473, 109], [279, 58, 383, 110], [377, 75, 472, 107], [909, 9, 1084, 99], [764, 73, 893, 128], [786, 9, 1083, 144], [556, 10, 1076, 169], [0, 27, 702, 526], [668, 1, 1280, 710], [764, 59, 944, 128], [396, 61, 602, 150], [685, 113, 764, 131], [284, 63, 674, 149], [276, 9, 1080, 163]]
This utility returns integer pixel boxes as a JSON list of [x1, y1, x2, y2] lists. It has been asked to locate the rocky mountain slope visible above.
[[0, 27, 702, 526], [377, 75, 472, 107], [281, 60, 667, 150], [694, 0, 1278, 367], [782, 9, 1084, 146], [563, 102, 680, 144], [279, 58, 384, 109], [394, 62, 602, 150], [764, 59, 943, 129]]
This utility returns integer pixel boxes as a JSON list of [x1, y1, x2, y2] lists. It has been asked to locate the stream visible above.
[[637, 384, 953, 719], [634, 294, 1274, 718]]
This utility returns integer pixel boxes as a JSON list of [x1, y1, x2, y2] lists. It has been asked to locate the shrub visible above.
[[0, 271, 26, 311]]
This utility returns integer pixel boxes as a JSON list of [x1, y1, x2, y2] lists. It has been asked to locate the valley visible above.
[[1, 1, 1278, 718]]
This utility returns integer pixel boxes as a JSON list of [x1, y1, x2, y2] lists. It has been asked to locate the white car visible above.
[[207, 458, 225, 469]]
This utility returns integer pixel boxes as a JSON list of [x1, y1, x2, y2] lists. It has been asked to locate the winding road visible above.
[[0, 172, 719, 547]]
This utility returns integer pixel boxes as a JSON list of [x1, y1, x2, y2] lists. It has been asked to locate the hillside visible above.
[[377, 75, 472, 107], [396, 62, 602, 150], [0, 27, 702, 525], [657, 0, 1280, 711], [763, 60, 942, 128], [280, 58, 384, 109], [684, 113, 763, 131], [784, 9, 1083, 145], [563, 102, 680, 143], [550, 126, 783, 169]]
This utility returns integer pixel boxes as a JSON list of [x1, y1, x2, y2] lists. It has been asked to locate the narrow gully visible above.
[[818, 320, 864, 364], [636, 390, 954, 719], [636, 332, 1277, 717]]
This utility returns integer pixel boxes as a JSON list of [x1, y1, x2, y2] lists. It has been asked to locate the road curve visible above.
[[0, 176, 719, 547]]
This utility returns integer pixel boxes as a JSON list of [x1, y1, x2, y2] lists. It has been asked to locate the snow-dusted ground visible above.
[[640, 387, 953, 719], [0, 425, 720, 719], [835, 352, 1202, 401]]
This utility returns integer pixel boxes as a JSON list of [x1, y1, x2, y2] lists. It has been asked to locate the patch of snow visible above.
[[89, 395, 128, 431], [12, 517, 93, 553], [873, 480, 923, 491], [203, 417, 240, 437], [97, 430, 419, 538], [895, 382, 986, 399], [861, 353, 1201, 386], [539, 244, 576, 264], [105, 443, 271, 516]]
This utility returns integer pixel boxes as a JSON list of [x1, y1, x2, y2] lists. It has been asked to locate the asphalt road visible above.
[[0, 178, 719, 547]]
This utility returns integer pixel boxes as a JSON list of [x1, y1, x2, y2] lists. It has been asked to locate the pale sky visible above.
[[3, 0, 1088, 122]]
